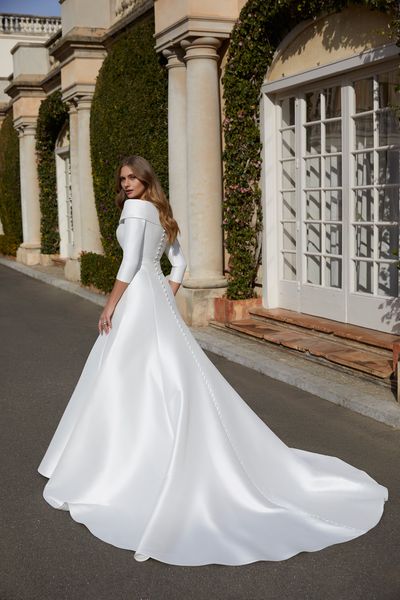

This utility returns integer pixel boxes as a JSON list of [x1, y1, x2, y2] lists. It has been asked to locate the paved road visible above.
[[1, 264, 399, 600]]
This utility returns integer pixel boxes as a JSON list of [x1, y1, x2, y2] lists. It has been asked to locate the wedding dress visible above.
[[38, 198, 388, 566]]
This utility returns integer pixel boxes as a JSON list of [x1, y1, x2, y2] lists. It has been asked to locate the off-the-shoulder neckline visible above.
[[124, 199, 152, 204]]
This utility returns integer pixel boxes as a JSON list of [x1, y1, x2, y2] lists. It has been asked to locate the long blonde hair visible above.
[[115, 155, 180, 244]]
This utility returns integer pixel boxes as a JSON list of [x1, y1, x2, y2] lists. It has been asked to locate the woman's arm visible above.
[[99, 217, 146, 335], [166, 237, 187, 296]]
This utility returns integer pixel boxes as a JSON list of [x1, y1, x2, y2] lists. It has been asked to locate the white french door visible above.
[[274, 63, 400, 332]]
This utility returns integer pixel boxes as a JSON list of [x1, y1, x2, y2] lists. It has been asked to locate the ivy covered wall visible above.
[[0, 112, 22, 256], [35, 90, 69, 255], [86, 11, 169, 293]]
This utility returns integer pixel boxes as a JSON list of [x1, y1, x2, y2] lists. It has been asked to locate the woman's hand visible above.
[[98, 305, 115, 335], [98, 280, 129, 336]]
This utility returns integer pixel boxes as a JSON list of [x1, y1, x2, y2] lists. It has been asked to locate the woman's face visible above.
[[120, 165, 147, 199]]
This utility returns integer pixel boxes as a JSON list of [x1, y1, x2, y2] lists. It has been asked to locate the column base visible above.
[[177, 285, 228, 326], [40, 253, 64, 266], [183, 276, 228, 289], [64, 257, 81, 282], [17, 243, 41, 266]]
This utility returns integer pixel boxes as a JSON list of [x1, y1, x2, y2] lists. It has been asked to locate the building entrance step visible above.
[[217, 318, 393, 379], [209, 304, 400, 385], [248, 307, 400, 351]]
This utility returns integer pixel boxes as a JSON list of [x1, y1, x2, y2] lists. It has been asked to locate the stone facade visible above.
[[1, 1, 398, 331]]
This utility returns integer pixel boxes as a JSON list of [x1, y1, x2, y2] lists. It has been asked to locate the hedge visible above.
[[0, 111, 22, 256], [35, 89, 69, 255], [88, 11, 169, 292]]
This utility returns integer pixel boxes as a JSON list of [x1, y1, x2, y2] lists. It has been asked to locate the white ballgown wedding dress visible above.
[[38, 198, 388, 566]]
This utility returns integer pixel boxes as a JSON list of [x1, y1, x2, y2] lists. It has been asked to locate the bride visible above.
[[38, 155, 388, 566]]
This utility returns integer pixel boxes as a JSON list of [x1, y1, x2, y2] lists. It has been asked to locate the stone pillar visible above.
[[180, 36, 227, 290], [64, 95, 103, 282], [16, 122, 42, 265], [64, 100, 81, 280], [162, 46, 189, 272]]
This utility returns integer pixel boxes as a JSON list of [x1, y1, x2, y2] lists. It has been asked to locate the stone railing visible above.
[[0, 14, 61, 35]]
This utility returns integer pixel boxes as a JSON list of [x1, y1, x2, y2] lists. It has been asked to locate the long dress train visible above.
[[37, 198, 388, 566]]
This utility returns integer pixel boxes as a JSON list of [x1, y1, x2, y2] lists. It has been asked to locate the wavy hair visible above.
[[115, 155, 180, 244]]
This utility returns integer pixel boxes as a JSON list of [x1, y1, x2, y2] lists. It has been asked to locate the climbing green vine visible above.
[[88, 12, 169, 293], [35, 90, 69, 254], [222, 0, 399, 299], [0, 111, 22, 256]]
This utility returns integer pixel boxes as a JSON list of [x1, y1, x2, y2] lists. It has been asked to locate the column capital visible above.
[[14, 118, 37, 137], [162, 46, 186, 69], [180, 36, 222, 62], [66, 94, 93, 112]]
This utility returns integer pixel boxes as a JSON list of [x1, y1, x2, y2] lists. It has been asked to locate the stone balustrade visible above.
[[0, 14, 61, 35]]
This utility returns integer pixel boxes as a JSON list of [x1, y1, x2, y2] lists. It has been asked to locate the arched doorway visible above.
[[261, 6, 400, 333]]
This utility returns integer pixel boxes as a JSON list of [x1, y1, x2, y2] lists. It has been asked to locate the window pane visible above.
[[282, 221, 296, 251], [305, 124, 321, 155], [283, 253, 296, 280], [378, 70, 400, 109], [325, 155, 342, 187], [305, 157, 320, 188], [325, 86, 341, 118], [326, 224, 342, 255], [307, 255, 321, 285], [355, 225, 373, 257], [378, 188, 400, 222], [378, 225, 399, 259], [354, 78, 373, 113], [281, 97, 295, 127], [282, 128, 295, 158], [326, 190, 342, 221], [355, 114, 374, 150], [378, 262, 398, 296], [306, 191, 321, 220], [282, 159, 295, 189], [325, 257, 342, 288], [355, 152, 373, 186], [306, 91, 320, 122], [282, 191, 296, 218], [354, 189, 374, 221], [325, 120, 342, 153], [306, 223, 321, 252], [355, 260, 373, 294], [378, 111, 400, 147], [378, 150, 400, 184]]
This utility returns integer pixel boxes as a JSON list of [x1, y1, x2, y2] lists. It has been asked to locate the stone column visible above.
[[16, 122, 42, 265], [162, 46, 189, 272], [64, 100, 81, 280], [64, 95, 103, 281], [180, 36, 227, 289]]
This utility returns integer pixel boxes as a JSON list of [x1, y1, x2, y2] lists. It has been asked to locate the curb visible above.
[[2, 255, 399, 429]]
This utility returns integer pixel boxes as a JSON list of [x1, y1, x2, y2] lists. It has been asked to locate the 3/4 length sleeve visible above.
[[165, 237, 187, 284], [116, 217, 146, 283]]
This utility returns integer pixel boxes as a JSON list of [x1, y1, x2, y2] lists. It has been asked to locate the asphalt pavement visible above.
[[1, 264, 399, 600]]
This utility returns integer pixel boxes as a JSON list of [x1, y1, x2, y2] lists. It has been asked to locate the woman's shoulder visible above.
[[119, 199, 161, 226]]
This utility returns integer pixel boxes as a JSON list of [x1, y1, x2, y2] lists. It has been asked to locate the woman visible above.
[[38, 155, 388, 566]]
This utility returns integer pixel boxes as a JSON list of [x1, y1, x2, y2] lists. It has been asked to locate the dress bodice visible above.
[[115, 199, 187, 284]]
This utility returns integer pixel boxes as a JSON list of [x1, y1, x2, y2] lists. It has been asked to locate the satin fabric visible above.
[[38, 199, 388, 566]]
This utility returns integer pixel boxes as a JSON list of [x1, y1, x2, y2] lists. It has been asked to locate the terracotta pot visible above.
[[214, 295, 262, 323]]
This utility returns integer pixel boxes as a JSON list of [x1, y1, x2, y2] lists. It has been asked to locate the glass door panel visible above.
[[279, 97, 299, 306], [300, 86, 345, 319], [350, 70, 400, 313]]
